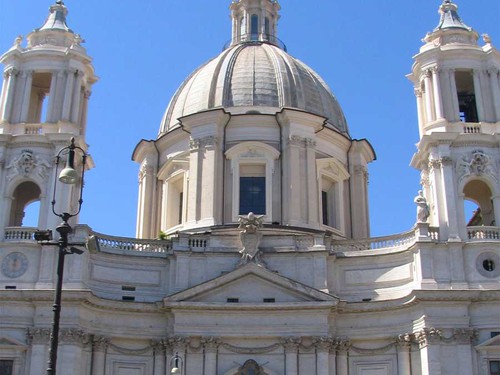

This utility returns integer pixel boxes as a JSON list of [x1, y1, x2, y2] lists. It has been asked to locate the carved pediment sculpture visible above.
[[238, 212, 265, 267]]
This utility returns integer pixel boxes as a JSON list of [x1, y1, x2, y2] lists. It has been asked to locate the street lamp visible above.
[[35, 138, 87, 375], [170, 352, 183, 374]]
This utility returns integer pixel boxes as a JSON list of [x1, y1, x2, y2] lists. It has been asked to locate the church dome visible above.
[[160, 0, 349, 137]]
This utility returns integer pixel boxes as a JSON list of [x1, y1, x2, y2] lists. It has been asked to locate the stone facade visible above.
[[0, 1, 499, 375]]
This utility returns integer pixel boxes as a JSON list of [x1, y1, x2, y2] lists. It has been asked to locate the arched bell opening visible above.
[[9, 181, 42, 227], [463, 179, 495, 226]]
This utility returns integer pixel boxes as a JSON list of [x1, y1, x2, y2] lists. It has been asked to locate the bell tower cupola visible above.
[[230, 0, 281, 47], [0, 1, 96, 238], [0, 0, 97, 133], [410, 0, 500, 241]]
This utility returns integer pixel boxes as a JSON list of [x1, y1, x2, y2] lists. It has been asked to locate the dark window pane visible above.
[[240, 177, 266, 215], [0, 360, 13, 375], [251, 14, 259, 40], [322, 190, 329, 225], [491, 361, 500, 375]]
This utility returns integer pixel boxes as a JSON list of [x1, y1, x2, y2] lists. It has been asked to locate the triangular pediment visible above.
[[476, 334, 500, 350], [0, 336, 26, 347], [165, 262, 338, 304]]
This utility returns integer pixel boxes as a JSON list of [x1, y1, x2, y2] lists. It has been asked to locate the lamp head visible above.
[[171, 368, 180, 374], [58, 166, 79, 184]]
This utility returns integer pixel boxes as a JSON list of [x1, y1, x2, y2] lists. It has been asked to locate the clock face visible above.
[[1, 252, 29, 278]]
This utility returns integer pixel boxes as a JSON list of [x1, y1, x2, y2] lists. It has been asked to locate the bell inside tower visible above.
[[455, 70, 479, 123]]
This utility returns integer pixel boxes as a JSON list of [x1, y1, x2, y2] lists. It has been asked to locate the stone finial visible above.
[[482, 34, 492, 44]]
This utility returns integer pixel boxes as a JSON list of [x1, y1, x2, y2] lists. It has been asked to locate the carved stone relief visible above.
[[457, 150, 497, 182], [6, 150, 51, 182]]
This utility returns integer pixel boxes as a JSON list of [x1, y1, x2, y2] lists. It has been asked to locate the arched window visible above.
[[9, 181, 41, 227], [463, 179, 495, 226], [250, 14, 259, 40]]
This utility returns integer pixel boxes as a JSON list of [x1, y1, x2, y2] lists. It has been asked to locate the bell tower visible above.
[[409, 0, 500, 240], [0, 0, 96, 238]]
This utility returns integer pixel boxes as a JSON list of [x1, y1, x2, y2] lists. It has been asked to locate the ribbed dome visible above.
[[159, 42, 348, 135]]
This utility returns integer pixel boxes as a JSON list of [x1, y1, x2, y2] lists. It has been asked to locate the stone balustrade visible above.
[[4, 226, 37, 241], [91, 232, 172, 256], [467, 226, 500, 240], [331, 228, 419, 253]]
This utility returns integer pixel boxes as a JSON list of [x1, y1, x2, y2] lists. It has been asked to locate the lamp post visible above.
[[34, 138, 87, 375]]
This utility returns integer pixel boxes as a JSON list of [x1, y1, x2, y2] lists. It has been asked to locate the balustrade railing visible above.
[[91, 232, 172, 255], [467, 226, 500, 240], [331, 229, 417, 252], [4, 227, 37, 241]]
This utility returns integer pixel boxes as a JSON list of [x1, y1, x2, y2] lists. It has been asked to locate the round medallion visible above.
[[1, 252, 29, 278]]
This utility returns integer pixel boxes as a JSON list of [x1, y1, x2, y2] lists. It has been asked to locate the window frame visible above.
[[226, 142, 280, 223], [317, 158, 349, 234]]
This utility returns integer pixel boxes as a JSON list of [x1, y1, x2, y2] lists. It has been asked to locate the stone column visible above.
[[203, 337, 220, 375], [488, 68, 500, 121], [27, 328, 51, 375], [329, 347, 337, 375], [305, 138, 319, 226], [423, 70, 435, 123], [46, 72, 58, 123], [448, 69, 460, 122], [79, 90, 91, 134], [282, 338, 300, 375], [415, 328, 442, 375], [335, 339, 350, 375], [396, 334, 412, 375], [431, 67, 444, 120], [199, 136, 220, 226], [1, 68, 18, 123], [91, 336, 109, 375], [453, 328, 477, 375], [137, 160, 156, 239], [187, 138, 201, 225], [472, 70, 485, 122], [415, 88, 425, 136], [286, 135, 303, 225], [58, 329, 89, 374], [314, 337, 332, 375], [152, 341, 166, 375], [62, 69, 75, 121], [492, 194, 500, 229], [19, 70, 33, 123], [440, 156, 460, 240], [70, 71, 83, 123]]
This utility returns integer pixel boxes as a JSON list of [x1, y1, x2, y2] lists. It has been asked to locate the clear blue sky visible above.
[[1, 1, 499, 238]]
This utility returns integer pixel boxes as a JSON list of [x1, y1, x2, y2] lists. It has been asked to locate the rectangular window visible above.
[[239, 164, 266, 215], [240, 177, 266, 215], [0, 360, 13, 375], [490, 361, 500, 375], [321, 178, 337, 228]]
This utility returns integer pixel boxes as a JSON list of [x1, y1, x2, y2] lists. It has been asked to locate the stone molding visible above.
[[26, 328, 51, 345], [288, 135, 316, 148], [190, 136, 219, 151], [92, 336, 109, 352], [60, 329, 90, 347]]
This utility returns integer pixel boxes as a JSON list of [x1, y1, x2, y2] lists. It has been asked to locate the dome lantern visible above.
[[230, 0, 281, 48]]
